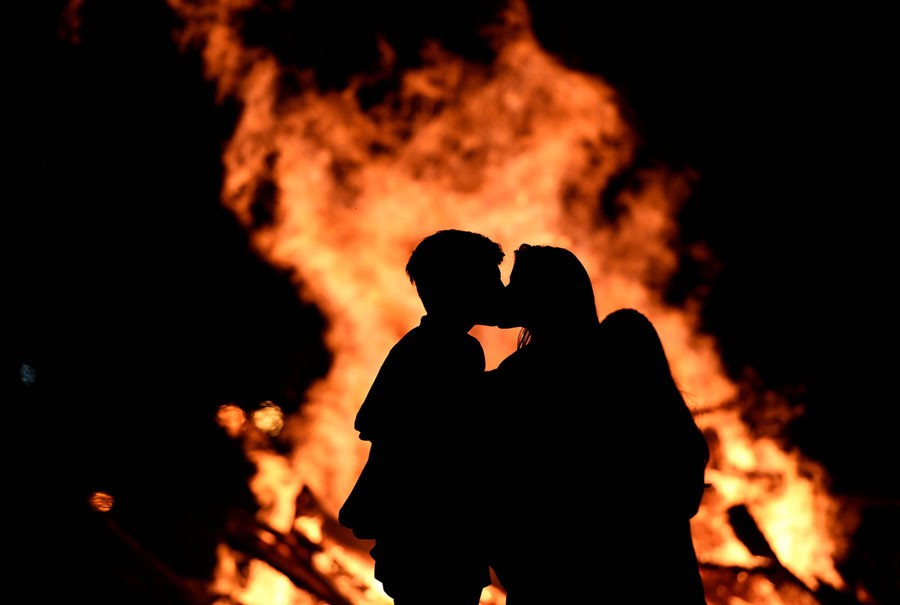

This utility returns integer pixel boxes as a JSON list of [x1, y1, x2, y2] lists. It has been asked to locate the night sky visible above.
[[9, 2, 898, 603]]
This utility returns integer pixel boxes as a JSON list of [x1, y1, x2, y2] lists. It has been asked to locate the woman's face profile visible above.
[[495, 262, 532, 330]]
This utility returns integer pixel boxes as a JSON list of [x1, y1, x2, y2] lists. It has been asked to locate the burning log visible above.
[[295, 485, 373, 557], [223, 506, 355, 605], [726, 504, 863, 605], [728, 503, 781, 561]]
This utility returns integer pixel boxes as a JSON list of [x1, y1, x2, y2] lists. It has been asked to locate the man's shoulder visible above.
[[381, 325, 485, 372], [402, 322, 483, 349]]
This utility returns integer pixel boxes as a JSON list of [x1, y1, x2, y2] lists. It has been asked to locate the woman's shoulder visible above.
[[494, 346, 538, 372]]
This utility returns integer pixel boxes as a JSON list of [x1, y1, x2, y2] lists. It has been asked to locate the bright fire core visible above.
[[156, 1, 854, 604]]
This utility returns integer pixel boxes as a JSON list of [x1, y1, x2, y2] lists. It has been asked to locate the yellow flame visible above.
[[252, 401, 285, 436]]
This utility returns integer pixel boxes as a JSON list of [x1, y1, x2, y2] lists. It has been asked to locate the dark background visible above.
[[8, 2, 897, 603]]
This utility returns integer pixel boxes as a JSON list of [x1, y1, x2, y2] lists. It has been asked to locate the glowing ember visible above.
[[164, 1, 854, 603], [89, 491, 115, 513], [252, 401, 285, 436], [217, 403, 247, 438]]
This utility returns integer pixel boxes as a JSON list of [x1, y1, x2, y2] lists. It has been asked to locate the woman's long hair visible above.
[[508, 244, 599, 349]]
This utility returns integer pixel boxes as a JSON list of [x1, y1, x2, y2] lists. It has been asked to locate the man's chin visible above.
[[474, 311, 521, 329], [494, 318, 521, 330], [475, 317, 508, 328]]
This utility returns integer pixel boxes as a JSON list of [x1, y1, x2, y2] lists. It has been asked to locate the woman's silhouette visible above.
[[483, 244, 708, 604], [596, 307, 709, 604]]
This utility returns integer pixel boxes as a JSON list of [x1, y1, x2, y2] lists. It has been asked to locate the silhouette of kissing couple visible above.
[[339, 229, 710, 605]]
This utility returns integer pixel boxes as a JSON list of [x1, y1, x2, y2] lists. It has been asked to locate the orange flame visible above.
[[167, 1, 853, 603]]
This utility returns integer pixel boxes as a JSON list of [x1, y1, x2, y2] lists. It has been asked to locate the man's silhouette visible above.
[[339, 229, 505, 604]]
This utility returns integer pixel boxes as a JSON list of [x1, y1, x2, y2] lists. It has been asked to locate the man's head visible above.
[[406, 229, 505, 327]]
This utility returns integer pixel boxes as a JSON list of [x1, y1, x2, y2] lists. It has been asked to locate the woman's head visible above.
[[598, 308, 683, 405], [499, 244, 599, 341], [598, 308, 670, 375]]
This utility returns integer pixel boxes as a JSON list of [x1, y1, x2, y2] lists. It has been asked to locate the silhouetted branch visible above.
[[101, 515, 214, 605], [726, 504, 865, 605]]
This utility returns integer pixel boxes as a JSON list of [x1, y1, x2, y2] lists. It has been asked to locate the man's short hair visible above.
[[406, 230, 504, 287]]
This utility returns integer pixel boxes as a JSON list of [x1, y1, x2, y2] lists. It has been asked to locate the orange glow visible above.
[[89, 491, 114, 513], [217, 403, 247, 438], [166, 1, 855, 603]]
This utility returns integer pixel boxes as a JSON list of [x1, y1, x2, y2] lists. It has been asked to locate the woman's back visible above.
[[484, 309, 709, 603], [595, 308, 709, 604], [482, 332, 613, 603], [482, 242, 708, 603]]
